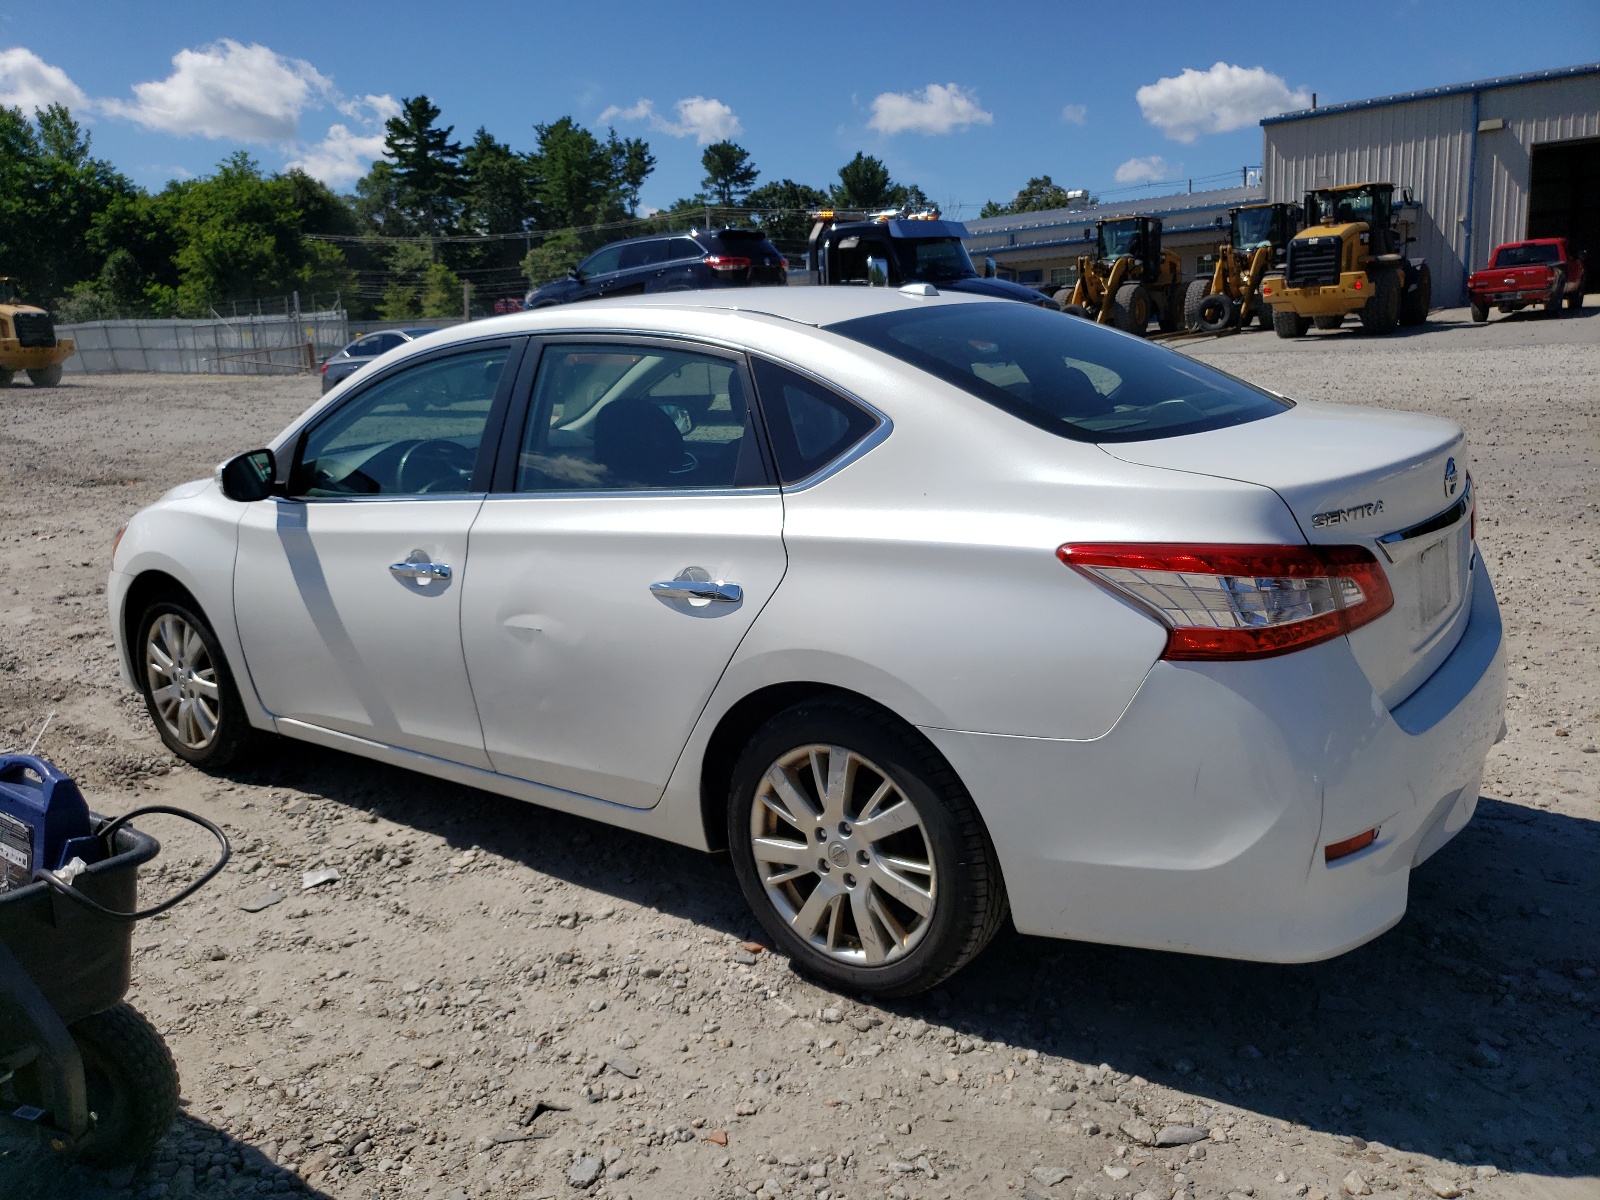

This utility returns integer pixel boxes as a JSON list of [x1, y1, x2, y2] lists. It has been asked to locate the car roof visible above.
[[448, 285, 998, 336]]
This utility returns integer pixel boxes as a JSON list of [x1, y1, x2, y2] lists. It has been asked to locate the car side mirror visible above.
[[218, 449, 278, 502], [567, 268, 582, 281], [865, 256, 890, 288], [984, 256, 997, 279]]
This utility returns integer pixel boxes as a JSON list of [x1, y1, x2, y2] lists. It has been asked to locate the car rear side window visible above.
[[750, 359, 879, 483], [827, 303, 1289, 443]]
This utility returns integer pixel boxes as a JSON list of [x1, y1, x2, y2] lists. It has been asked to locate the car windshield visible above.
[[1494, 243, 1560, 266], [1232, 208, 1277, 252], [827, 302, 1290, 443], [893, 237, 976, 282]]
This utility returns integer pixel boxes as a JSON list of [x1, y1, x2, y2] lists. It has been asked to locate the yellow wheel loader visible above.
[[0, 278, 74, 387], [1183, 202, 1304, 334], [1057, 216, 1184, 336], [1260, 183, 1432, 338]]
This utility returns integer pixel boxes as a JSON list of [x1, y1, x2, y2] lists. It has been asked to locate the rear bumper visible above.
[[1262, 272, 1370, 316], [924, 560, 1505, 963], [0, 338, 73, 369]]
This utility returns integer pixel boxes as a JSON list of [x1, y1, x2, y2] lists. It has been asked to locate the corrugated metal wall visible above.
[[1263, 93, 1475, 305], [1263, 73, 1600, 307], [1474, 75, 1600, 269]]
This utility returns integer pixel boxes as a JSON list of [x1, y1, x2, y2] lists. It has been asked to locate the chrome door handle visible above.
[[390, 559, 452, 581], [650, 567, 741, 604]]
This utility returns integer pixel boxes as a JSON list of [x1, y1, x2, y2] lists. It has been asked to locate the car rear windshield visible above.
[[706, 229, 778, 254], [1493, 243, 1560, 267], [826, 302, 1291, 443]]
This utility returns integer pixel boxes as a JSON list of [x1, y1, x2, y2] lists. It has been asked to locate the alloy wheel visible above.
[[748, 744, 936, 966], [144, 613, 221, 750]]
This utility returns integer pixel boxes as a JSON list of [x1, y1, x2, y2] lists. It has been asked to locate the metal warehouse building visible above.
[[962, 62, 1599, 310], [1262, 62, 1600, 307]]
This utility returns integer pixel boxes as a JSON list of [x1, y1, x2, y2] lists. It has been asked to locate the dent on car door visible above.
[[460, 339, 787, 807], [233, 340, 523, 765]]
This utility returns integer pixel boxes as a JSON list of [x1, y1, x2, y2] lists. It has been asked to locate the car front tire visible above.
[[727, 698, 1008, 997], [135, 597, 260, 769]]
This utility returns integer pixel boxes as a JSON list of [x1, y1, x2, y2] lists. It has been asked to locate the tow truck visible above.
[[805, 207, 1059, 308]]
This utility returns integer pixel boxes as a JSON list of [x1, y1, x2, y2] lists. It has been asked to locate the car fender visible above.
[[108, 478, 271, 729]]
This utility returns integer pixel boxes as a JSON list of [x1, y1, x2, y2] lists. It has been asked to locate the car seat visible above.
[[593, 398, 686, 486]]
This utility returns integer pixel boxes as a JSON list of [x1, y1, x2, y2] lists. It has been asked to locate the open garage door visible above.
[[1529, 136, 1600, 293]]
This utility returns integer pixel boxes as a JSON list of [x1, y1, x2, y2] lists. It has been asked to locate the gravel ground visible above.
[[1, 305, 1596, 1200]]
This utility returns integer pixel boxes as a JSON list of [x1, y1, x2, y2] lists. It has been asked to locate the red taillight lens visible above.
[[320, 360, 329, 374], [705, 255, 751, 272], [1057, 543, 1394, 660]]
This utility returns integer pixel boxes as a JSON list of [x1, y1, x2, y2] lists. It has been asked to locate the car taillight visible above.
[[705, 255, 751, 272], [1057, 543, 1394, 660], [320, 360, 329, 374]]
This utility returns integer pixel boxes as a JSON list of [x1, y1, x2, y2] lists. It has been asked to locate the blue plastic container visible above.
[[0, 755, 102, 892]]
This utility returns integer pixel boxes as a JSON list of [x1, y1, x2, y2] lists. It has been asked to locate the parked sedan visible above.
[[320, 327, 439, 393], [524, 228, 786, 308], [109, 288, 1504, 995]]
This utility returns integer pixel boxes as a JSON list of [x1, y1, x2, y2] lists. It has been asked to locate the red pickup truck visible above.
[[1468, 238, 1585, 321]]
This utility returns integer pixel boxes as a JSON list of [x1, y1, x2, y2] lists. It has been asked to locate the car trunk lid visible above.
[[1103, 402, 1474, 708]]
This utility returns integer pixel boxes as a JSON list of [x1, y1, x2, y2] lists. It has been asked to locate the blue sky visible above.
[[3, 1, 1595, 216]]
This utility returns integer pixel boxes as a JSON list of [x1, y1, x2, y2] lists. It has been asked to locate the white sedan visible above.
[[108, 287, 1505, 996]]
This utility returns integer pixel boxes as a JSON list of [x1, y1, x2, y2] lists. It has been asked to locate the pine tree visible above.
[[383, 95, 465, 235], [701, 141, 759, 206]]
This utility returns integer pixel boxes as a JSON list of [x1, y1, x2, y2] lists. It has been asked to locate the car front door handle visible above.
[[390, 558, 452, 582], [650, 567, 742, 604]]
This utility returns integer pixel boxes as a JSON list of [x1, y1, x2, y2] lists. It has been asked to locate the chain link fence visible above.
[[57, 308, 349, 376]]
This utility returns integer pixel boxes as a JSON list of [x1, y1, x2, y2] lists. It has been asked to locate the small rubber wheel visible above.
[[1470, 302, 1489, 323], [27, 364, 64, 387], [136, 595, 262, 769], [70, 1003, 180, 1166], [1197, 293, 1236, 334], [727, 698, 1008, 997], [1272, 307, 1310, 338]]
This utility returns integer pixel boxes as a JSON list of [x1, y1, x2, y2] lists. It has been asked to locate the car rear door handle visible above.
[[650, 567, 741, 604], [390, 559, 452, 581]]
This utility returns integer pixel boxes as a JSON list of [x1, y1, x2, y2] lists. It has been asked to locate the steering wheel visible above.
[[397, 439, 476, 494]]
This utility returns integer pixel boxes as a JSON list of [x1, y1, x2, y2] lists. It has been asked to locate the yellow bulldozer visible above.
[[1183, 202, 1304, 334], [0, 277, 74, 387], [1260, 183, 1431, 337], [1057, 216, 1185, 335]]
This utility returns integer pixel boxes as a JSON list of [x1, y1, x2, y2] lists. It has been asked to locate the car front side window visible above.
[[515, 344, 766, 492], [580, 245, 625, 276], [293, 347, 509, 497]]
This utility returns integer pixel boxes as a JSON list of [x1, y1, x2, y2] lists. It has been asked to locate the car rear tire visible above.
[[1566, 289, 1583, 311], [727, 698, 1008, 997], [1545, 273, 1565, 316], [1272, 307, 1310, 338], [135, 596, 261, 769], [1111, 283, 1150, 335], [1358, 269, 1402, 334], [1470, 302, 1489, 323]]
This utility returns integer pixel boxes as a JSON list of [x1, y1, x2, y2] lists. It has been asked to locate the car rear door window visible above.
[[295, 347, 510, 496], [749, 358, 879, 483], [515, 344, 767, 491], [666, 238, 703, 261]]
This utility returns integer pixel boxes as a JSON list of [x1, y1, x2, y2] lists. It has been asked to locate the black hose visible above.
[[31, 805, 231, 921]]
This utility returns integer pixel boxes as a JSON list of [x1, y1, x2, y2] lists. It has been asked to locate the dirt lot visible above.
[[2, 305, 1596, 1200]]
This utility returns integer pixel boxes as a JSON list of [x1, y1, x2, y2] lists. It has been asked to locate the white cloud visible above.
[[1060, 103, 1087, 126], [285, 123, 388, 187], [0, 47, 89, 113], [599, 95, 741, 144], [1135, 62, 1311, 143], [1114, 156, 1174, 184], [104, 39, 334, 142], [867, 83, 992, 136], [337, 92, 401, 125]]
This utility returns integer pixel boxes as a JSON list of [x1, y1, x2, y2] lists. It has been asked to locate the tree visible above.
[[384, 95, 465, 234], [379, 241, 462, 319], [830, 153, 921, 211], [610, 134, 655, 217], [981, 175, 1083, 218], [528, 117, 628, 231], [745, 178, 829, 249], [701, 141, 758, 206], [462, 128, 532, 236], [521, 228, 585, 287]]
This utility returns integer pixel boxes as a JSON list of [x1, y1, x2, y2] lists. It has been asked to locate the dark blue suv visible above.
[[524, 228, 787, 308]]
